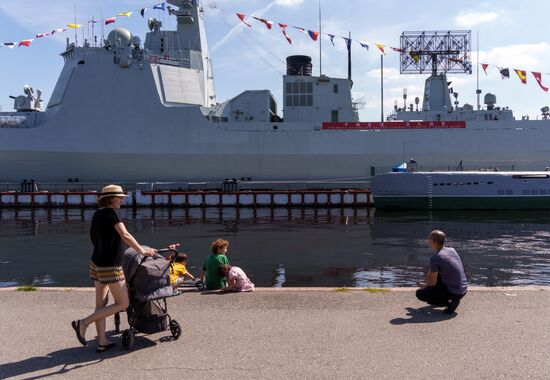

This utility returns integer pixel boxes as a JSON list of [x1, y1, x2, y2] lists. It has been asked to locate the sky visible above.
[[1, 0, 550, 121]]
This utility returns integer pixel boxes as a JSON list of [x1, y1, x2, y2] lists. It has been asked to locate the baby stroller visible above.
[[114, 247, 182, 350]]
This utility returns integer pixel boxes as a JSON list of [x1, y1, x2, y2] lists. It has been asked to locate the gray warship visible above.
[[1, 0, 549, 183]]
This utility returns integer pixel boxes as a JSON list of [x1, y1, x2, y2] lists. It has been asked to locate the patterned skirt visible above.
[[89, 261, 125, 284]]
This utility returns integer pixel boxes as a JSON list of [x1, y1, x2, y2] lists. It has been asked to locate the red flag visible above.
[[514, 69, 527, 84], [278, 23, 288, 28], [308, 30, 319, 41], [481, 63, 489, 75], [252, 16, 273, 29], [532, 72, 549, 92], [36, 33, 50, 38], [236, 13, 252, 27], [293, 26, 306, 34], [282, 29, 292, 44], [105, 17, 116, 25], [390, 47, 403, 52], [18, 39, 33, 47]]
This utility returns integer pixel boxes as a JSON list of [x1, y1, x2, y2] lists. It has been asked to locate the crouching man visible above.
[[416, 230, 467, 314]]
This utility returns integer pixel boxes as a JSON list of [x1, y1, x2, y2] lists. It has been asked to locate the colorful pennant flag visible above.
[[36, 33, 50, 38], [52, 28, 67, 34], [375, 43, 386, 55], [2, 42, 16, 49], [409, 51, 420, 62], [253, 17, 273, 29], [278, 23, 291, 44], [236, 13, 252, 27], [67, 24, 82, 29], [328, 34, 335, 46], [532, 72, 549, 92], [294, 26, 306, 34], [499, 67, 510, 79], [153, 2, 166, 11], [390, 47, 403, 52], [117, 12, 132, 17], [308, 30, 319, 41], [514, 69, 527, 84], [359, 41, 369, 50], [19, 39, 34, 47], [105, 17, 116, 25], [140, 8, 147, 17], [481, 63, 489, 75]]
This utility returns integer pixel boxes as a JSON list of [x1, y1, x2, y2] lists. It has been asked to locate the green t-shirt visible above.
[[202, 254, 229, 290]]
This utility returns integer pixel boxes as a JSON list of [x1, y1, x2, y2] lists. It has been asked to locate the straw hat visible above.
[[99, 184, 128, 199]]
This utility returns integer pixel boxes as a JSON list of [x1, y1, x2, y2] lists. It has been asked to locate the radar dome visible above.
[[484, 93, 497, 106], [107, 28, 132, 47]]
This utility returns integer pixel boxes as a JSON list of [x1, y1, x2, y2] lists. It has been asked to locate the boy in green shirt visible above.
[[200, 239, 230, 290]]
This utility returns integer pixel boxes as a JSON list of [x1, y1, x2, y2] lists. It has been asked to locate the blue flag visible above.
[[328, 34, 335, 46], [153, 2, 166, 11], [343, 37, 351, 50], [359, 41, 369, 51]]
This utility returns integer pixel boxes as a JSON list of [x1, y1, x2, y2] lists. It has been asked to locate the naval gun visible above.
[[9, 84, 43, 112]]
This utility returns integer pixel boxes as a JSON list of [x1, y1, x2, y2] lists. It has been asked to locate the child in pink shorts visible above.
[[221, 265, 255, 292]]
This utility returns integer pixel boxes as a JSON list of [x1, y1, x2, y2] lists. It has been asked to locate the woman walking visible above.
[[71, 184, 155, 352]]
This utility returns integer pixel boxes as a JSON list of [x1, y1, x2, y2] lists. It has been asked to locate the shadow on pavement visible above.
[[389, 306, 456, 325], [0, 337, 156, 379]]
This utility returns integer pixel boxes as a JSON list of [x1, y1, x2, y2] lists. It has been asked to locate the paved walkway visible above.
[[0, 287, 549, 379]]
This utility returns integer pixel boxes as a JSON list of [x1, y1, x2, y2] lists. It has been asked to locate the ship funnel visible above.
[[286, 55, 312, 76]]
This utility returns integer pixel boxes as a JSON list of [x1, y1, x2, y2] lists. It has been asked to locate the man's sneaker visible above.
[[444, 298, 460, 314]]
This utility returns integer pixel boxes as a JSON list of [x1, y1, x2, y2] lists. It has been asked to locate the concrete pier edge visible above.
[[1, 286, 548, 292]]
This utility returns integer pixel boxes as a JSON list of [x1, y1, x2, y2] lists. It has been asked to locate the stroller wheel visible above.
[[169, 320, 182, 340], [114, 312, 121, 333], [196, 281, 205, 291], [122, 329, 135, 350]]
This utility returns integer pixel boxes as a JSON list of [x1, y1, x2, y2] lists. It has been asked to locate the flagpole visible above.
[[476, 31, 481, 110], [74, 2, 78, 46], [318, 0, 322, 76], [381, 54, 384, 122]]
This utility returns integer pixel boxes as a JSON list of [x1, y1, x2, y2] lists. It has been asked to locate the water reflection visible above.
[[0, 208, 549, 288]]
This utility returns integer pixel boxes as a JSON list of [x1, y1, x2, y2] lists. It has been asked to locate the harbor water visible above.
[[1, 208, 549, 288]]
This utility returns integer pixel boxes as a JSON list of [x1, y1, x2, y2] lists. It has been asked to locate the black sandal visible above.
[[96, 342, 116, 353], [71, 320, 87, 347]]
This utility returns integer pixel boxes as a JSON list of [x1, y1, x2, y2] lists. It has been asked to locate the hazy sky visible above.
[[1, 0, 549, 120]]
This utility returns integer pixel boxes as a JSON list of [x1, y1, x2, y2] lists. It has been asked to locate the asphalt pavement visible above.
[[0, 287, 549, 379]]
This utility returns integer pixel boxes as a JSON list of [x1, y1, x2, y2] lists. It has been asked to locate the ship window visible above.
[[300, 82, 307, 93], [467, 182, 471, 185], [540, 189, 548, 195], [293, 95, 299, 106], [77, 60, 85, 65], [474, 182, 479, 185], [331, 110, 339, 122], [446, 183, 451, 186], [293, 82, 300, 93], [433, 183, 438, 186], [306, 95, 312, 106], [286, 82, 292, 93], [333, 84, 339, 93], [523, 190, 530, 195], [306, 82, 313, 93], [488, 181, 494, 184], [286, 95, 292, 106], [531, 189, 538, 195], [220, 117, 228, 122]]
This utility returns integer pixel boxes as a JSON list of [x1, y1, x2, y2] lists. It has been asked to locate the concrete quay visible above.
[[0, 287, 548, 379]]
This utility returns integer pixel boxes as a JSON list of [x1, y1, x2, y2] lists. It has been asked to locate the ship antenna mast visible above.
[[318, 0, 322, 76]]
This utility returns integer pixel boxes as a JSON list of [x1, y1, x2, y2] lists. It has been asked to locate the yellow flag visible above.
[[67, 24, 82, 29], [375, 43, 386, 55], [117, 12, 133, 17]]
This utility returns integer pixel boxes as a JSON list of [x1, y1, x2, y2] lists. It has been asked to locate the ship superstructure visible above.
[[0, 0, 549, 183]]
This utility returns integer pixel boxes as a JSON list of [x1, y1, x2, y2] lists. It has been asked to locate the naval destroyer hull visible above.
[[1, 0, 549, 183]]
